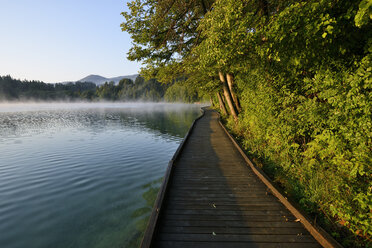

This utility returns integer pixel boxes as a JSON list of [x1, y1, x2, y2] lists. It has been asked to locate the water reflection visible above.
[[0, 103, 201, 248], [125, 177, 162, 247], [0, 103, 200, 141]]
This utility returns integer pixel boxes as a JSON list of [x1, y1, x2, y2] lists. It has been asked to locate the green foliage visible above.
[[164, 82, 200, 103], [121, 0, 214, 78], [122, 0, 371, 246], [1, 75, 201, 103], [0, 75, 97, 101], [75, 76, 170, 102], [232, 59, 371, 245], [194, 0, 260, 74], [220, 0, 371, 245], [355, 0, 372, 27]]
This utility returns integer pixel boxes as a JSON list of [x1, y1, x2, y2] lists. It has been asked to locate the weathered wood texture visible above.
[[142, 109, 340, 248]]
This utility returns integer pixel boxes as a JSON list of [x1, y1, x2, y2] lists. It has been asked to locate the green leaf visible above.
[[355, 0, 372, 27]]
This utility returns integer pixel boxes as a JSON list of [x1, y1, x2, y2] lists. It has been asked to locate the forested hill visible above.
[[0, 75, 203, 102], [122, 0, 371, 246], [0, 76, 96, 101], [78, 74, 139, 85]]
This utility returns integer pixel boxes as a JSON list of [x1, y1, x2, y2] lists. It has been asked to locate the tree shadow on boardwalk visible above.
[[151, 109, 321, 248]]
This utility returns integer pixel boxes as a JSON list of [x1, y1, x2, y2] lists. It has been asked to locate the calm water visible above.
[[0, 102, 201, 248]]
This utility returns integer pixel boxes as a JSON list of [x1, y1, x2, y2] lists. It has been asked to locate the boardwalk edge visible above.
[[140, 107, 206, 248], [218, 117, 343, 248]]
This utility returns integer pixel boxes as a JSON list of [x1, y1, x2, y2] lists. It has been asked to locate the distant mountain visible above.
[[78, 74, 139, 85], [78, 75, 107, 84]]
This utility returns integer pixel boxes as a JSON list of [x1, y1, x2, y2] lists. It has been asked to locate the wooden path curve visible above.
[[141, 108, 341, 248]]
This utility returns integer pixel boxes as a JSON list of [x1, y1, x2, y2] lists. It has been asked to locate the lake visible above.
[[0, 102, 201, 248]]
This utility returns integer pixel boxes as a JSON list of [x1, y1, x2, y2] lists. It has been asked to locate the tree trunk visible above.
[[259, 0, 269, 17], [220, 90, 229, 111], [226, 73, 242, 113], [200, 0, 208, 14], [216, 92, 227, 115], [219, 71, 238, 120]]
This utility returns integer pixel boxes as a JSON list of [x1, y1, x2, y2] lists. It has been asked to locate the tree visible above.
[[122, 0, 371, 245], [121, 0, 214, 79]]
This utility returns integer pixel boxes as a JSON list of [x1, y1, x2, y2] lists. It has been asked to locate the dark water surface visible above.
[[0, 102, 201, 248]]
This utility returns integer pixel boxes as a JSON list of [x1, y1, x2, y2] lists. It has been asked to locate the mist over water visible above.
[[0, 101, 200, 112], [0, 102, 201, 248]]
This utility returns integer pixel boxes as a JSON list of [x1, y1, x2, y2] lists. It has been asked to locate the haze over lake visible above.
[[0, 102, 201, 248]]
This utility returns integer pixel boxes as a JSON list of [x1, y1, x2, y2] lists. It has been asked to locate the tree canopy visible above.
[[122, 0, 371, 246], [0, 75, 201, 103], [121, 0, 214, 80]]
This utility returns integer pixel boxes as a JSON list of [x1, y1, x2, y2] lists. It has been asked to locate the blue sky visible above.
[[0, 0, 140, 83]]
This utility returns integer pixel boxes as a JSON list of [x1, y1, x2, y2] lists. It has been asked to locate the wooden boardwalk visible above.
[[141, 109, 341, 248]]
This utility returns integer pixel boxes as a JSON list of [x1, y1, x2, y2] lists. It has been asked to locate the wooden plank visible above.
[[169, 191, 271, 195], [169, 185, 265, 189], [171, 183, 268, 189], [160, 220, 304, 228], [166, 199, 282, 205], [172, 174, 254, 177], [165, 204, 288, 211], [171, 177, 257, 180], [154, 241, 322, 248], [164, 209, 290, 216], [157, 233, 316, 243], [171, 177, 260, 181], [168, 191, 276, 196], [163, 214, 296, 222], [167, 192, 276, 198], [169, 186, 268, 191], [171, 190, 269, 193], [159, 226, 310, 235], [173, 168, 251, 171], [166, 201, 281, 205], [166, 200, 280, 205]]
